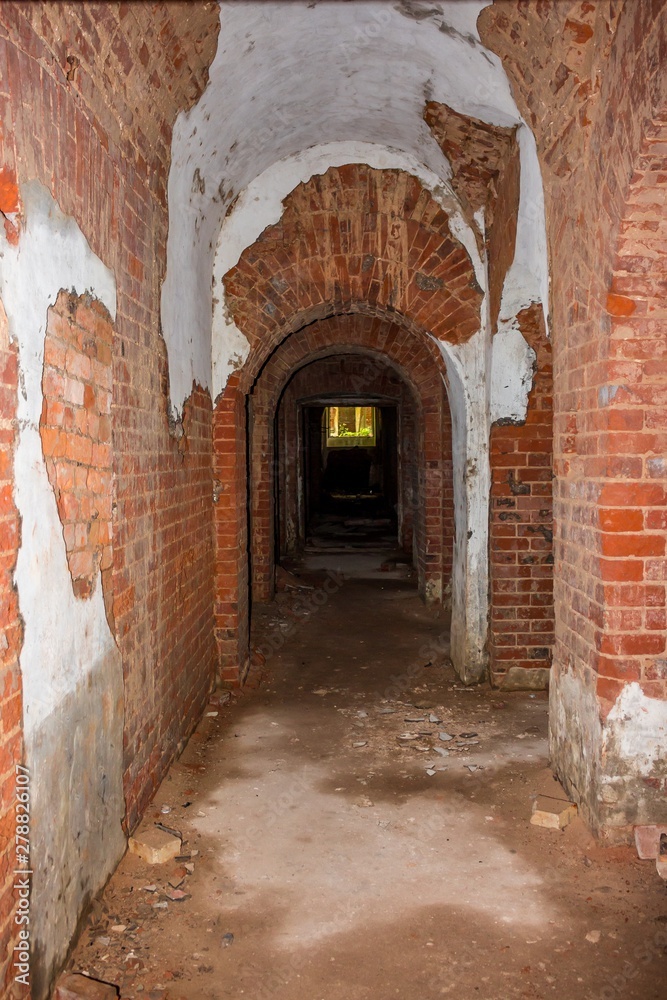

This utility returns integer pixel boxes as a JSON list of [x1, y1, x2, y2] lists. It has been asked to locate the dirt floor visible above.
[[66, 566, 667, 1000]]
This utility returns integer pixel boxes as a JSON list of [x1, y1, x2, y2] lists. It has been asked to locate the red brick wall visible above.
[[0, 0, 218, 865], [40, 292, 114, 615], [489, 305, 554, 685], [214, 376, 249, 686], [596, 120, 667, 705], [481, 0, 667, 830], [0, 299, 22, 997]]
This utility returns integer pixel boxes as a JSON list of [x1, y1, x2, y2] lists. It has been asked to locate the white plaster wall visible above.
[[490, 326, 536, 424], [0, 181, 125, 998], [604, 683, 667, 777], [162, 0, 550, 416]]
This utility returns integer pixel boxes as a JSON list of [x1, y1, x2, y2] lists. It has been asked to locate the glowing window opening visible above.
[[326, 406, 376, 447]]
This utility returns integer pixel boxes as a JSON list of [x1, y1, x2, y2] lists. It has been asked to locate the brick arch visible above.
[[222, 164, 484, 369], [246, 314, 454, 609], [276, 354, 420, 569], [213, 310, 460, 683]]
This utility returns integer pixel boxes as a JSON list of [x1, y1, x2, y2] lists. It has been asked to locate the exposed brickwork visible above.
[[0, 1, 218, 851], [0, 299, 22, 998], [481, 0, 667, 832], [41, 292, 113, 616], [595, 119, 667, 706], [489, 305, 554, 684], [249, 314, 453, 603], [224, 164, 484, 361], [423, 101, 518, 226], [213, 375, 249, 686]]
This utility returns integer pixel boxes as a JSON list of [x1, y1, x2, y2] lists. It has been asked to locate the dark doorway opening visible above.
[[303, 401, 398, 552]]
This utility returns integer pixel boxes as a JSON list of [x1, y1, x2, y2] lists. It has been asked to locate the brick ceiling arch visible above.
[[248, 313, 449, 416], [224, 165, 483, 372]]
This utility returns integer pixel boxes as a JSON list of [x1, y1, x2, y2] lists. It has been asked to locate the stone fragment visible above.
[[165, 887, 190, 901], [221, 932, 235, 947], [54, 973, 119, 999], [530, 795, 577, 830], [585, 930, 601, 943], [634, 825, 667, 860], [129, 827, 182, 864], [438, 732, 453, 741]]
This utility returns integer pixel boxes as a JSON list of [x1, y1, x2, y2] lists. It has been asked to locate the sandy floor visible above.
[[66, 571, 667, 1000]]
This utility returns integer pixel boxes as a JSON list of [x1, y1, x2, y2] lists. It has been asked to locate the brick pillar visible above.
[[249, 393, 274, 602], [489, 305, 554, 688], [213, 377, 249, 685]]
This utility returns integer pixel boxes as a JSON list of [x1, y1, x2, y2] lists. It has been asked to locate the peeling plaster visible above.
[[604, 683, 667, 783], [162, 0, 548, 415], [0, 182, 124, 998], [490, 324, 536, 424]]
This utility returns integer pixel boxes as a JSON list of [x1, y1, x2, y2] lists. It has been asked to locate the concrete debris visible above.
[[53, 972, 120, 999], [531, 795, 577, 830], [128, 827, 182, 865], [165, 887, 191, 901], [426, 768, 436, 776]]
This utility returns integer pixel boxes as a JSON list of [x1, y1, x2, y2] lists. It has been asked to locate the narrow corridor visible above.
[[67, 570, 666, 1000]]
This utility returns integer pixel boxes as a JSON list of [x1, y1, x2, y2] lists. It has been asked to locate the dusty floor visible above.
[[67, 567, 667, 1000]]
